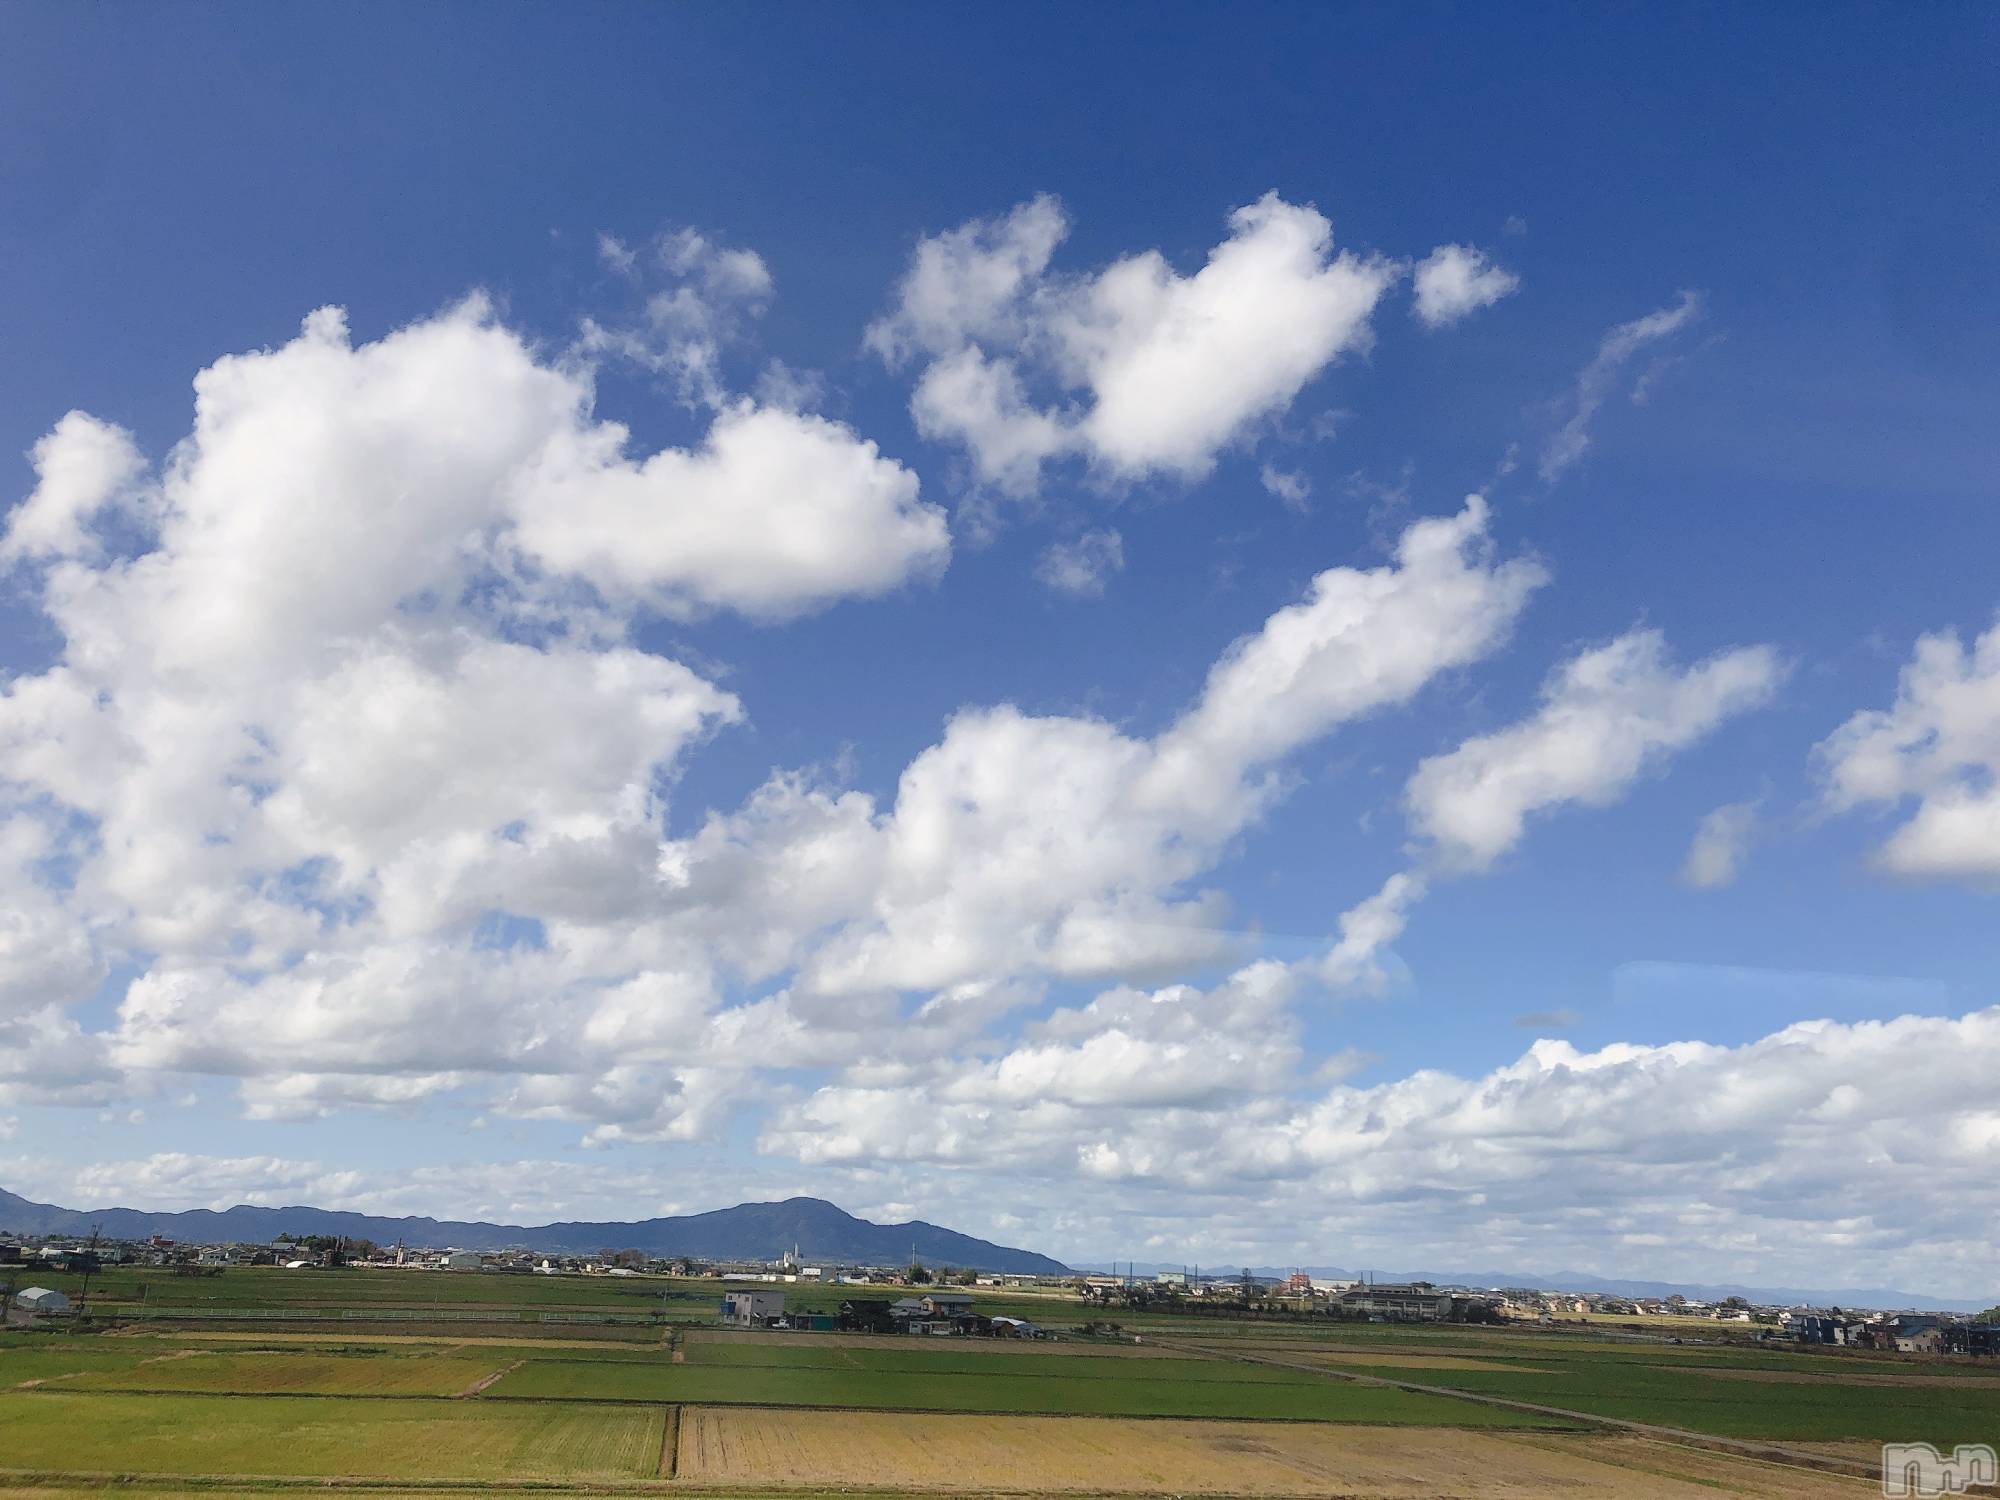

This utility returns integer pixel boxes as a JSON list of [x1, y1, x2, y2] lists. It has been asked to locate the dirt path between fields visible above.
[[658, 1404, 680, 1478], [454, 1358, 522, 1397]]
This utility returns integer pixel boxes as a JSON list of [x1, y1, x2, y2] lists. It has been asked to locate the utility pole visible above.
[[76, 1223, 104, 1320]]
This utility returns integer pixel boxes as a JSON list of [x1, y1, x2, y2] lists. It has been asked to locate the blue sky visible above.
[[1, 4, 1996, 1296]]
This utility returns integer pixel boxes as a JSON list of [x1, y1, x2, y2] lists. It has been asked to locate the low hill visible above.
[[0, 1188, 1069, 1274]]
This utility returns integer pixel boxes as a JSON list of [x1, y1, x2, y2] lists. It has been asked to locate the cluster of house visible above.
[[1778, 1310, 2000, 1356], [3, 1232, 717, 1278], [720, 1289, 1045, 1339], [1079, 1272, 1501, 1323], [9, 1229, 1993, 1356], [3, 1234, 364, 1272]]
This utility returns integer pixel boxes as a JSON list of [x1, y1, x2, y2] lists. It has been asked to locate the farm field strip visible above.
[[0, 1390, 667, 1482], [65, 1349, 512, 1397], [11, 1264, 1996, 1494], [1286, 1350, 1560, 1373], [483, 1355, 1569, 1425], [676, 1345, 1304, 1381], [671, 1406, 1872, 1497], [1189, 1332, 1979, 1377], [1397, 1357, 2000, 1444], [683, 1327, 1216, 1357], [1163, 1335, 2000, 1459], [132, 1329, 665, 1352], [1662, 1362, 2000, 1388]]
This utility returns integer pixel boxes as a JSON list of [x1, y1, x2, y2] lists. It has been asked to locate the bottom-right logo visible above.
[[1882, 1444, 1999, 1498]]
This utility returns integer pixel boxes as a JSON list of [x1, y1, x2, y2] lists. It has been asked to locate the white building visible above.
[[14, 1286, 71, 1316], [721, 1290, 784, 1326]]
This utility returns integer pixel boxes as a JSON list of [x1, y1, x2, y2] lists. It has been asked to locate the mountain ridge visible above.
[[0, 1189, 1069, 1274]]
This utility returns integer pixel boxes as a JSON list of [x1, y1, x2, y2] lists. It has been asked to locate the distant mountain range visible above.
[[0, 1189, 1069, 1275], [1078, 1261, 1993, 1314], [10, 1179, 1981, 1309]]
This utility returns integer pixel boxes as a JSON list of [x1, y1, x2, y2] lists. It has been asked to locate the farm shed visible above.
[[13, 1285, 71, 1316]]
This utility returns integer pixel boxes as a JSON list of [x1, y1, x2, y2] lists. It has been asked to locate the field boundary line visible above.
[[0, 1470, 1496, 1500], [474, 1389, 1592, 1426], [0, 1468, 678, 1494], [1151, 1336, 1882, 1486], [659, 1403, 680, 1478]]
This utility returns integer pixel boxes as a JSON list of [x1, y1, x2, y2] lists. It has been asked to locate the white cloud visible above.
[[1314, 631, 1781, 988], [657, 497, 1541, 1003], [0, 813, 102, 1020], [18, 988, 2000, 1292], [873, 192, 1397, 494], [1163, 498, 1542, 784], [1816, 617, 2000, 881], [1317, 871, 1425, 992], [2, 411, 149, 562], [1407, 629, 1783, 871], [0, 463, 1542, 1152], [1540, 292, 1701, 483], [1411, 244, 1519, 329], [513, 400, 949, 620], [585, 227, 775, 408], [1681, 800, 1759, 888], [759, 991, 2000, 1292], [1258, 463, 1311, 512], [1035, 529, 1124, 597], [0, 289, 955, 1135], [865, 195, 1068, 368], [0, 1004, 117, 1109]]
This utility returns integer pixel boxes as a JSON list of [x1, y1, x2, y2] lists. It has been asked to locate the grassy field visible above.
[[67, 1348, 513, 1396], [0, 1390, 665, 1481], [3, 1264, 1991, 1493], [1416, 1355, 2000, 1446], [1194, 1335, 2000, 1448]]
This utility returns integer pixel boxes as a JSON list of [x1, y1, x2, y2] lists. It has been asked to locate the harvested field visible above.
[[673, 1406, 1871, 1496]]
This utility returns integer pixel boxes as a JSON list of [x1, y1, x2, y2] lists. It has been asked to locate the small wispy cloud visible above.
[[1681, 800, 1760, 888], [1541, 291, 1701, 483], [1035, 528, 1125, 597], [1259, 463, 1311, 513]]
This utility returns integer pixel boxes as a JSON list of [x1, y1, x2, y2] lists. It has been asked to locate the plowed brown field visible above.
[[673, 1406, 1872, 1496]]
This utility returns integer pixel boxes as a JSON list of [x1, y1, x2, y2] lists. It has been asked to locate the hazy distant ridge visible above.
[[0, 1189, 1069, 1275]]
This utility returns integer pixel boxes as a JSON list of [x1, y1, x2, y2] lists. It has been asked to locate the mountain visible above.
[[0, 1189, 1069, 1274], [1077, 1259, 1991, 1314]]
